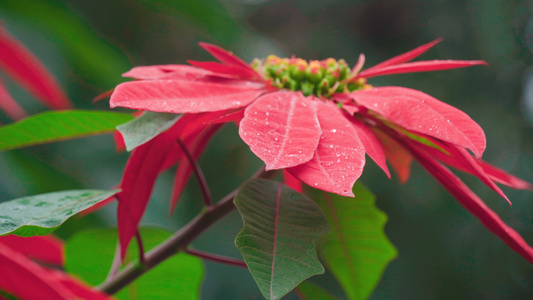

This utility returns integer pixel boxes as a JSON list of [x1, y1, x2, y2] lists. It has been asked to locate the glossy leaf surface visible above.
[[239, 92, 321, 170], [0, 110, 134, 151], [0, 190, 119, 237], [117, 111, 181, 151], [234, 179, 330, 300], [288, 101, 365, 197], [110, 79, 264, 113], [65, 228, 204, 299], [313, 184, 397, 300], [349, 86, 486, 158]]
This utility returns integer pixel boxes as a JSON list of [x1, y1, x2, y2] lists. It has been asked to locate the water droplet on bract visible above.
[[337, 158, 341, 162], [330, 145, 334, 148], [266, 112, 269, 116], [331, 129, 337, 133], [275, 138, 278, 141], [314, 183, 318, 186]]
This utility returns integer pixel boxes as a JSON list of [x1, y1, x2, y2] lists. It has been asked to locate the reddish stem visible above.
[[135, 230, 146, 266], [186, 248, 247, 268], [176, 138, 212, 206]]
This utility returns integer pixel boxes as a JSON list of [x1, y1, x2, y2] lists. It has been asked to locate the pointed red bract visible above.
[[116, 120, 188, 259], [122, 65, 213, 80], [110, 79, 265, 113], [0, 235, 64, 267], [0, 26, 71, 110], [358, 60, 487, 79], [0, 79, 26, 120], [404, 140, 533, 264], [349, 86, 486, 158], [413, 138, 512, 204], [365, 38, 443, 70], [239, 92, 322, 170], [188, 60, 260, 80], [199, 42, 258, 72], [478, 161, 533, 190], [288, 101, 365, 197], [348, 116, 390, 178]]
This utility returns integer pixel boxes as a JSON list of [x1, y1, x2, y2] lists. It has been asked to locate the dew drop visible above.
[[331, 129, 337, 133]]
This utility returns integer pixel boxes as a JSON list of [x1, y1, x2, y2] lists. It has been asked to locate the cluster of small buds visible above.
[[251, 55, 369, 97]]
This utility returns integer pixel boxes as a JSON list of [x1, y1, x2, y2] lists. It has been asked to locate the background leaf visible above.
[[234, 178, 331, 300], [0, 189, 119, 236], [117, 111, 181, 151], [296, 281, 337, 300], [0, 110, 133, 151], [313, 183, 397, 300], [65, 228, 204, 300]]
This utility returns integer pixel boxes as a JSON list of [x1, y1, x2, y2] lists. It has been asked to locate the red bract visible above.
[[0, 238, 113, 299], [110, 40, 533, 263], [0, 26, 72, 119]]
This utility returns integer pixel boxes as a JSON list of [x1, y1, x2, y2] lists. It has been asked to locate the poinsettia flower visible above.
[[110, 40, 533, 263]]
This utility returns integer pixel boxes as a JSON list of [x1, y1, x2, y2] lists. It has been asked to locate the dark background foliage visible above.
[[1, 0, 533, 298]]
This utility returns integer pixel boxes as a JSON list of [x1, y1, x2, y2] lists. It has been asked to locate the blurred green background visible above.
[[1, 0, 533, 298]]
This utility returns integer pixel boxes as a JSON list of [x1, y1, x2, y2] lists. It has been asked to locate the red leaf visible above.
[[349, 87, 486, 158], [414, 139, 511, 204], [372, 128, 413, 183], [364, 38, 442, 70], [113, 130, 126, 152], [358, 60, 486, 79], [117, 111, 226, 258], [404, 140, 533, 264], [0, 235, 64, 267], [288, 101, 366, 197], [0, 79, 26, 120], [0, 243, 73, 300], [0, 26, 71, 110], [239, 92, 322, 170], [116, 120, 188, 259], [110, 79, 265, 113], [122, 65, 212, 80], [199, 42, 257, 71], [478, 161, 533, 190], [188, 60, 260, 80], [348, 116, 390, 178]]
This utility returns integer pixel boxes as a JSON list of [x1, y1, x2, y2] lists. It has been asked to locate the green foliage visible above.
[[0, 110, 133, 151], [313, 184, 397, 300], [0, 189, 119, 236], [65, 228, 204, 299], [117, 111, 181, 151], [296, 281, 337, 300], [234, 178, 331, 300]]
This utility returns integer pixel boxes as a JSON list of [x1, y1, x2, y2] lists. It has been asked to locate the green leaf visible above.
[[0, 189, 119, 237], [296, 281, 337, 300], [0, 110, 134, 151], [313, 183, 397, 300], [117, 111, 181, 151], [234, 178, 330, 300], [65, 228, 204, 299]]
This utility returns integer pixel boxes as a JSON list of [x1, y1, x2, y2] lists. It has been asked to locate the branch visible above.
[[97, 166, 277, 294]]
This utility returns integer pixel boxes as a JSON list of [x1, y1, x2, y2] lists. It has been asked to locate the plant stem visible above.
[[176, 138, 212, 206], [135, 230, 146, 266], [186, 248, 247, 268], [97, 167, 276, 294]]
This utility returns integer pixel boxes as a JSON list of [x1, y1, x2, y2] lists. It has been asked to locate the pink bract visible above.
[[109, 40, 533, 264]]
